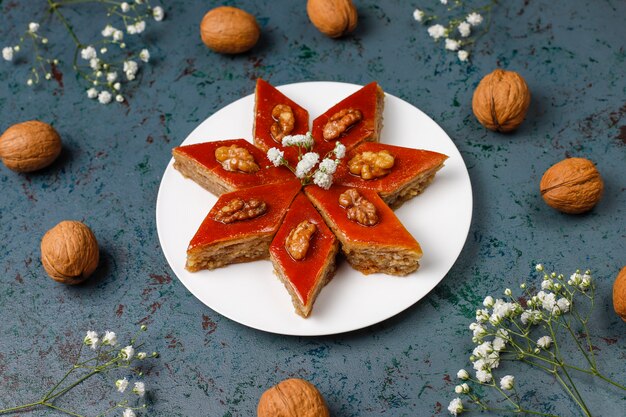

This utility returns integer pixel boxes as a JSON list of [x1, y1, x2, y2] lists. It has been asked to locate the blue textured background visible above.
[[0, 1, 624, 416]]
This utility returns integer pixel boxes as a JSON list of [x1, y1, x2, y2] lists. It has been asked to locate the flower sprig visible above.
[[267, 132, 346, 189], [0, 326, 159, 417], [413, 0, 497, 62], [447, 265, 626, 416], [1, 0, 165, 104]]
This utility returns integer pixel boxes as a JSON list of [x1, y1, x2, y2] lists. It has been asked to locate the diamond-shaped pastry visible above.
[[333, 142, 448, 209], [305, 185, 422, 276], [172, 139, 292, 195], [186, 179, 302, 271], [270, 193, 339, 317], [253, 78, 310, 166]]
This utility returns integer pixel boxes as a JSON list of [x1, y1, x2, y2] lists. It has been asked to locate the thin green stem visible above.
[[554, 372, 592, 417], [47, 0, 82, 47], [0, 401, 44, 415], [45, 369, 101, 402], [43, 402, 87, 417]]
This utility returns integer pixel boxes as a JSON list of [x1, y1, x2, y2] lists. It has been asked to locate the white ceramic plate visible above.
[[156, 81, 472, 336]]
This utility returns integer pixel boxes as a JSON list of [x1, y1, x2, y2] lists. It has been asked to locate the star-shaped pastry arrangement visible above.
[[172, 79, 448, 318]]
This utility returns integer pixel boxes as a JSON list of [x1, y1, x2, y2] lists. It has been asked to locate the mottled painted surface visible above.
[[0, 1, 625, 416]]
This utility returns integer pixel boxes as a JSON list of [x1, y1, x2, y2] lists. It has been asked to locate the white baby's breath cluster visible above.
[[413, 1, 495, 63], [1, 0, 165, 104], [267, 131, 346, 189], [0, 325, 158, 417], [446, 265, 626, 416]]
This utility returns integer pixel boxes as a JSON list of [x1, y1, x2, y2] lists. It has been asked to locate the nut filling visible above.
[[338, 188, 378, 226], [270, 104, 295, 142], [213, 197, 267, 223], [285, 220, 317, 260], [323, 108, 362, 141], [348, 150, 395, 179], [215, 145, 260, 173]]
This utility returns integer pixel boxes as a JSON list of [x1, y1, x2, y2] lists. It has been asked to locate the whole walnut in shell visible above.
[[200, 6, 260, 54], [540, 157, 603, 214], [307, 0, 358, 38], [0, 120, 62, 172], [257, 378, 330, 417], [613, 266, 626, 322], [472, 69, 531, 132], [41, 221, 99, 285]]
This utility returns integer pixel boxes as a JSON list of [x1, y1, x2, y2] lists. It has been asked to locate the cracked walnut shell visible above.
[[307, 0, 358, 38], [613, 266, 626, 322], [540, 157, 603, 214], [41, 221, 99, 285], [257, 378, 330, 417], [200, 6, 260, 54], [472, 69, 531, 132], [0, 120, 62, 172]]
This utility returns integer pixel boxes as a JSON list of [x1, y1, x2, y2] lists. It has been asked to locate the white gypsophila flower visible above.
[[440, 0, 448, 4], [139, 49, 150, 63], [457, 50, 469, 62], [113, 30, 124, 42], [90, 58, 101, 70], [122, 409, 136, 417], [295, 152, 319, 178], [153, 6, 165, 21], [28, 22, 39, 33], [102, 331, 117, 346], [469, 322, 487, 340], [334, 142, 346, 159], [447, 398, 463, 416], [106, 72, 118, 83], [483, 296, 494, 308], [267, 148, 284, 167], [535, 263, 544, 272], [102, 25, 114, 37], [475, 369, 492, 383], [445, 38, 460, 51], [120, 2, 130, 12], [98, 90, 112, 104], [466, 12, 483, 26], [475, 309, 489, 323], [493, 337, 507, 352], [120, 345, 135, 360], [537, 291, 556, 312], [460, 383, 469, 394], [472, 341, 493, 359], [568, 271, 582, 286], [413, 9, 424, 22], [521, 309, 542, 325], [556, 297, 570, 313], [124, 60, 138, 80], [313, 169, 333, 190], [132, 381, 145, 397], [116, 94, 124, 103], [135, 0, 143, 4], [2, 47, 14, 61], [541, 279, 553, 290], [116, 378, 129, 393], [318, 158, 338, 174], [454, 385, 463, 394], [504, 288, 512, 296], [86, 88, 98, 99], [496, 328, 509, 339], [500, 375, 515, 390], [26, 78, 33, 86], [427, 24, 446, 40], [100, 47, 108, 54], [84, 331, 99, 349], [458, 22, 471, 37], [537, 335, 553, 349], [81, 46, 97, 60], [127, 25, 137, 35], [457, 369, 469, 380], [134, 21, 146, 34], [113, 82, 121, 91], [137, 352, 147, 360]]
